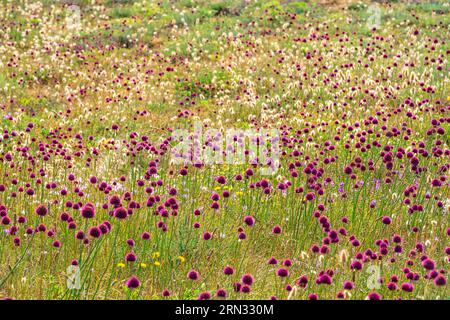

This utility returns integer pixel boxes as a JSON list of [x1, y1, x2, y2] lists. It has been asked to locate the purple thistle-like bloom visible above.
[[125, 252, 137, 262], [216, 289, 227, 298], [241, 274, 254, 286], [35, 204, 48, 217], [276, 268, 289, 277], [203, 231, 212, 240], [350, 260, 363, 270], [81, 204, 95, 219], [126, 276, 140, 289], [297, 275, 308, 288], [272, 225, 282, 234], [240, 285, 251, 293], [223, 266, 234, 275], [215, 176, 226, 184], [244, 215, 255, 227], [75, 230, 85, 240], [283, 259, 292, 267], [381, 216, 391, 225], [198, 292, 211, 300], [421, 258, 435, 270], [387, 282, 398, 291], [343, 281, 354, 290], [434, 275, 446, 286], [317, 274, 332, 285], [187, 270, 199, 280], [367, 292, 382, 300], [114, 207, 128, 219], [88, 226, 101, 238], [308, 293, 318, 300], [401, 283, 414, 292]]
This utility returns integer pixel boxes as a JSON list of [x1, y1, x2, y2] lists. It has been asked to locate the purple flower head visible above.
[[277, 268, 289, 277], [244, 215, 255, 227], [367, 292, 382, 300], [81, 204, 95, 219], [223, 266, 234, 275], [35, 204, 48, 217], [126, 276, 140, 289], [241, 274, 254, 286], [187, 270, 199, 280]]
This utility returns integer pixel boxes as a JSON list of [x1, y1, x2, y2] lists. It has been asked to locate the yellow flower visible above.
[[214, 186, 221, 191], [177, 256, 186, 263], [140, 263, 147, 268], [117, 262, 125, 268], [152, 252, 160, 259], [154, 261, 161, 267]]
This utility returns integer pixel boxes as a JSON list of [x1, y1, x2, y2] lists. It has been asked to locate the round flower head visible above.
[[401, 283, 414, 292], [162, 289, 171, 297], [125, 252, 137, 262], [114, 207, 128, 219], [272, 225, 282, 234], [216, 289, 227, 298], [283, 259, 292, 267], [241, 274, 254, 286], [381, 216, 391, 225], [297, 275, 308, 288], [215, 176, 226, 184], [241, 285, 251, 293], [367, 292, 382, 300], [187, 270, 199, 280], [198, 292, 211, 300], [351, 260, 363, 270], [75, 230, 85, 240], [317, 274, 332, 285], [109, 195, 121, 207], [277, 268, 289, 277], [421, 258, 435, 270], [35, 204, 48, 217], [244, 215, 255, 227], [308, 293, 318, 300], [81, 204, 95, 219], [223, 266, 234, 275], [343, 281, 354, 290], [434, 275, 446, 286], [126, 276, 140, 289], [387, 282, 398, 291], [203, 232, 212, 240], [88, 226, 101, 238]]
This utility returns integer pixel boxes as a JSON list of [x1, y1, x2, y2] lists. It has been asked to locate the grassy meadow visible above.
[[0, 0, 449, 300]]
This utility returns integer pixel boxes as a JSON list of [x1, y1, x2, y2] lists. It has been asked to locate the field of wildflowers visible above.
[[0, 0, 448, 300]]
